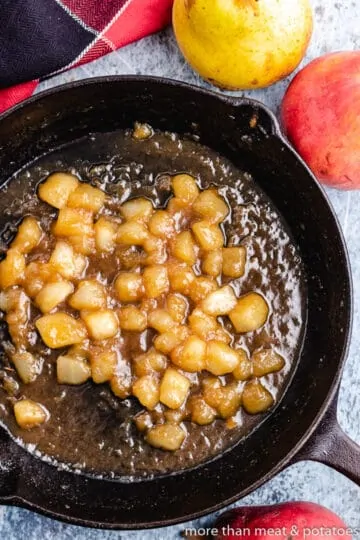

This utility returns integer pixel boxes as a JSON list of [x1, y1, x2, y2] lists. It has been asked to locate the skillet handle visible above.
[[0, 429, 19, 499], [292, 395, 360, 486]]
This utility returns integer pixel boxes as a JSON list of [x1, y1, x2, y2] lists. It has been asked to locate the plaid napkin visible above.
[[0, 0, 173, 113]]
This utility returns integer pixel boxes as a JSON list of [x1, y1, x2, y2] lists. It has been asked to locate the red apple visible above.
[[213, 502, 352, 540], [281, 51, 360, 190]]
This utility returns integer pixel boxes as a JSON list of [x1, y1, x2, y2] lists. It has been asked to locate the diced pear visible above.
[[148, 210, 175, 238], [233, 349, 253, 380], [0, 290, 13, 312], [160, 368, 191, 409], [38, 172, 79, 209], [252, 349, 285, 377], [68, 234, 95, 256], [132, 374, 160, 410], [147, 309, 176, 333], [189, 277, 217, 304], [140, 297, 158, 314], [90, 349, 117, 384], [81, 309, 119, 340], [202, 249, 223, 277], [171, 335, 206, 372], [171, 230, 197, 265], [191, 221, 224, 250], [57, 354, 91, 384], [143, 235, 167, 265], [118, 306, 147, 331], [14, 399, 48, 429], [23, 262, 55, 298], [53, 207, 93, 237], [2, 376, 19, 397], [114, 272, 143, 302], [35, 281, 74, 313], [211, 326, 232, 344], [49, 240, 87, 280], [154, 325, 190, 354], [134, 412, 153, 432], [94, 217, 117, 253], [120, 197, 153, 223], [202, 376, 223, 409], [0, 287, 28, 314], [153, 332, 181, 355], [69, 280, 107, 311], [116, 221, 148, 245], [12, 352, 42, 384], [222, 247, 247, 278], [201, 285, 237, 316], [143, 235, 162, 253], [193, 189, 229, 223], [110, 373, 131, 399], [167, 197, 188, 214], [242, 380, 274, 414], [68, 341, 89, 359], [0, 249, 25, 290], [67, 183, 106, 213], [217, 382, 242, 419], [188, 308, 218, 340], [2, 288, 30, 349], [11, 217, 42, 254], [171, 174, 199, 203], [75, 255, 88, 279], [189, 395, 216, 425], [167, 262, 195, 294], [143, 265, 169, 298], [146, 423, 186, 451], [205, 341, 240, 375], [166, 293, 188, 323], [229, 293, 269, 333], [132, 122, 153, 140], [36, 312, 87, 348], [133, 349, 167, 377], [164, 408, 187, 424]]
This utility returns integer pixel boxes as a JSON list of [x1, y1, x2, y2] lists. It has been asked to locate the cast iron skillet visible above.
[[0, 77, 358, 529]]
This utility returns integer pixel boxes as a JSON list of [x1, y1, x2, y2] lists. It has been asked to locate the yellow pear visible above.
[[173, 0, 313, 90]]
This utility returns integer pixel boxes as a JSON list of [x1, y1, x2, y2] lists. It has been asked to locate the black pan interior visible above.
[[0, 78, 352, 528]]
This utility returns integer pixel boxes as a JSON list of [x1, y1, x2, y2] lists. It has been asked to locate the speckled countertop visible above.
[[1, 0, 360, 538]]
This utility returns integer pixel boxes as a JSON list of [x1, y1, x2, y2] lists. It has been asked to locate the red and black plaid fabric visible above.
[[0, 0, 173, 113]]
